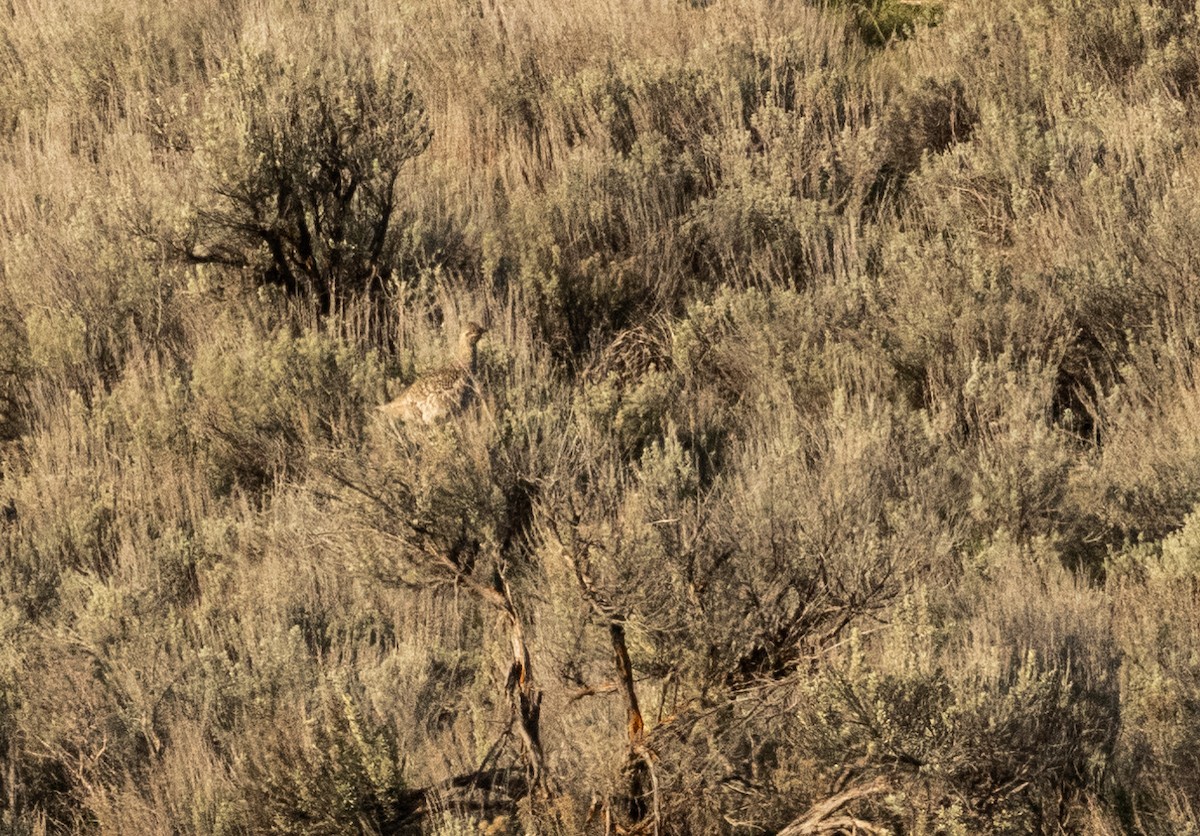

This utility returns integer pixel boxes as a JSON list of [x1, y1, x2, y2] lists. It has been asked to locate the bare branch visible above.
[[777, 777, 890, 836]]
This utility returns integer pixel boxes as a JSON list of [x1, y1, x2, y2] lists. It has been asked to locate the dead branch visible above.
[[563, 534, 656, 829], [567, 680, 621, 702], [777, 777, 890, 836]]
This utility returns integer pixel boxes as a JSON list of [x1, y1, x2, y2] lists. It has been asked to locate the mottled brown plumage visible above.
[[378, 322, 487, 424]]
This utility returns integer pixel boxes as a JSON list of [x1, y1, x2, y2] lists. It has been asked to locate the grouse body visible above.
[[378, 322, 487, 424]]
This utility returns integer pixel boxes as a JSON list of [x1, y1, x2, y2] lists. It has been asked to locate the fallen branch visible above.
[[567, 680, 620, 702], [778, 777, 890, 836]]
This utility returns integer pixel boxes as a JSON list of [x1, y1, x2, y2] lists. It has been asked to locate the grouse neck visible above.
[[457, 333, 479, 372]]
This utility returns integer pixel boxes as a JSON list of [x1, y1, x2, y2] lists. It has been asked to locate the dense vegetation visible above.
[[3, 0, 1200, 832]]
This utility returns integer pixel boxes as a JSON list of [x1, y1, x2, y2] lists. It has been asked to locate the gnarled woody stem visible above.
[[568, 540, 652, 826], [503, 606, 547, 791], [610, 619, 651, 823], [610, 621, 644, 745]]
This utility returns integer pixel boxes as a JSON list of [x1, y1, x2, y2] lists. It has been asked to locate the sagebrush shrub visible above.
[[190, 40, 431, 314], [7, 0, 1200, 832]]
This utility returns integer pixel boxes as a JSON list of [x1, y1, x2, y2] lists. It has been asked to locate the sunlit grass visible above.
[[3, 0, 1200, 832]]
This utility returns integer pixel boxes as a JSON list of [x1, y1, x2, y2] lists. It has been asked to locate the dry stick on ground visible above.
[[776, 776, 890, 836]]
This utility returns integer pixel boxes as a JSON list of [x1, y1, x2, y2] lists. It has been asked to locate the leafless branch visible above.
[[777, 777, 890, 836]]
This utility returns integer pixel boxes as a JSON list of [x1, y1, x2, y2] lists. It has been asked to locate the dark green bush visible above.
[[242, 680, 407, 835], [0, 306, 30, 442], [506, 135, 699, 357], [191, 41, 431, 314], [190, 324, 377, 495]]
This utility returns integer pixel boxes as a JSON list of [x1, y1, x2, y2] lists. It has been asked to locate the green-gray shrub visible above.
[[191, 40, 431, 313]]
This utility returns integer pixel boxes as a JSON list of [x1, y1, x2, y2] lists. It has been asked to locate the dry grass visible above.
[[3, 0, 1200, 833]]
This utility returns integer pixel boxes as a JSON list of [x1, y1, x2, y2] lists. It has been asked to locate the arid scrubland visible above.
[[3, 0, 1200, 832]]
